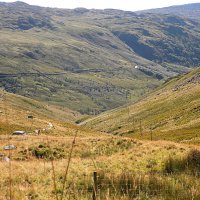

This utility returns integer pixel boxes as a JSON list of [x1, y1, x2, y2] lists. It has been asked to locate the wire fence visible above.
[[41, 170, 200, 200]]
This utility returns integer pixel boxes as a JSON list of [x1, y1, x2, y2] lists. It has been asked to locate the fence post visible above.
[[150, 129, 153, 141], [93, 171, 98, 200], [140, 119, 142, 137]]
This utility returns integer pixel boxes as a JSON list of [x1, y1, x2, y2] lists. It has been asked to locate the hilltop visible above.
[[139, 3, 200, 21], [82, 67, 200, 143], [1, 2, 200, 114]]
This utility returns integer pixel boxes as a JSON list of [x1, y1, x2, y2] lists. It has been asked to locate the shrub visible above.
[[29, 144, 65, 159], [164, 149, 200, 175]]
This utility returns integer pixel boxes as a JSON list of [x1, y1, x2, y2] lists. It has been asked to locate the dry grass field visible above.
[[1, 81, 200, 199], [0, 134, 200, 199]]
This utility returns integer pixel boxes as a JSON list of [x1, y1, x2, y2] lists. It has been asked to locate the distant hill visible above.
[[83, 67, 200, 142], [139, 3, 200, 21], [1, 2, 200, 114]]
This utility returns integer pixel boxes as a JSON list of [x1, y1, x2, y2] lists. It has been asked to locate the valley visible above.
[[0, 1, 200, 200], [1, 2, 200, 114]]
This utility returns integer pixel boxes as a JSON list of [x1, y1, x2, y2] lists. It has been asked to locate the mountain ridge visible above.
[[1, 2, 200, 114], [138, 3, 200, 20]]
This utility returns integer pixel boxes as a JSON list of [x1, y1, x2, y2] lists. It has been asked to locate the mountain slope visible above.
[[1, 2, 200, 114], [139, 3, 200, 21], [82, 67, 200, 142]]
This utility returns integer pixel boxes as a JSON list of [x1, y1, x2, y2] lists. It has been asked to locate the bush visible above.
[[164, 149, 200, 175], [187, 149, 200, 174], [29, 144, 65, 159]]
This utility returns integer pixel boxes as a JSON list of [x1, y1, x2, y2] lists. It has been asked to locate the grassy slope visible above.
[[1, 2, 200, 114], [0, 89, 96, 136], [83, 67, 200, 143]]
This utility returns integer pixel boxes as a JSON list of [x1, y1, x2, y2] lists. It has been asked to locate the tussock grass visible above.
[[93, 171, 200, 199], [0, 134, 199, 199]]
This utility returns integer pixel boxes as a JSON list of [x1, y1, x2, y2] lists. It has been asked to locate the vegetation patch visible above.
[[164, 149, 200, 175], [18, 144, 66, 160]]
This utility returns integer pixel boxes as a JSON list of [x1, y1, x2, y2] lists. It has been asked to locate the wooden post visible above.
[[150, 128, 153, 141], [93, 171, 98, 200], [127, 107, 130, 121], [140, 119, 142, 137]]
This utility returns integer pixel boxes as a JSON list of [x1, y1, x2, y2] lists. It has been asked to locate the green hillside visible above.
[[82, 67, 200, 143], [1, 2, 200, 114]]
